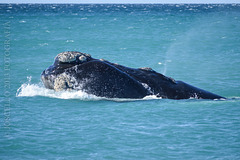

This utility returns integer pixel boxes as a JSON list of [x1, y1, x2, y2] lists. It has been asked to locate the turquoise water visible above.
[[1, 4, 240, 159]]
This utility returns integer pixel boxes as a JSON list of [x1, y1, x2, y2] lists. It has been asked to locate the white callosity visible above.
[[55, 51, 91, 63], [139, 67, 154, 72], [53, 51, 92, 91], [54, 73, 74, 91], [79, 55, 87, 62], [56, 52, 80, 62]]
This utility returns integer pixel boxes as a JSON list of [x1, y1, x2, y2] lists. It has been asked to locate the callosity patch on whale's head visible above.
[[53, 72, 76, 91], [41, 51, 92, 91], [54, 51, 92, 64]]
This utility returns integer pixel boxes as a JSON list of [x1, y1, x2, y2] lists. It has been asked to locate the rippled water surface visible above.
[[1, 4, 240, 159]]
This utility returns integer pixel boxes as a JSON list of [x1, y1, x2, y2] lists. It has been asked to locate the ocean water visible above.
[[1, 3, 240, 159]]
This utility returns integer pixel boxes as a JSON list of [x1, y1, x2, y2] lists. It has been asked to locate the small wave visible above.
[[39, 43, 48, 46], [19, 20, 26, 23], [66, 40, 74, 43]]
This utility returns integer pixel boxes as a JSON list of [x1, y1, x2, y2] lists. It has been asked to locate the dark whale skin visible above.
[[41, 52, 225, 99]]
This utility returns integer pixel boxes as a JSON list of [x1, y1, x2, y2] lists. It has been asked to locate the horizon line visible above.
[[0, 2, 239, 4]]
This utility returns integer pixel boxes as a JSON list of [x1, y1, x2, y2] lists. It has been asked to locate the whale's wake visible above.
[[16, 77, 161, 101]]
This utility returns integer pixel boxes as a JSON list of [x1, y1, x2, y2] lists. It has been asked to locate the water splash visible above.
[[16, 77, 162, 101], [16, 76, 100, 100], [17, 77, 232, 102]]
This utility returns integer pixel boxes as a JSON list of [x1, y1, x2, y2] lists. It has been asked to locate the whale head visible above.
[[41, 51, 92, 91]]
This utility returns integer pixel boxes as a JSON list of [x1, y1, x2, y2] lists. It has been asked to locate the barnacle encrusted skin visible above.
[[139, 67, 154, 72], [55, 51, 91, 63], [139, 67, 176, 84], [79, 55, 87, 62], [100, 58, 106, 61], [54, 73, 74, 91]]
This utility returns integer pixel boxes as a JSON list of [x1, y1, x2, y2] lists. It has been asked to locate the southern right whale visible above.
[[41, 51, 225, 100]]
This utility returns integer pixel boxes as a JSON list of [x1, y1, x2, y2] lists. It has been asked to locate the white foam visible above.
[[143, 95, 162, 100], [16, 83, 101, 100], [16, 77, 163, 101], [19, 20, 26, 23], [16, 77, 100, 101], [16, 83, 165, 101]]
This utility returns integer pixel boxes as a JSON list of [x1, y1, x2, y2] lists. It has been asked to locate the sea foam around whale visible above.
[[16, 76, 161, 101], [17, 77, 233, 101]]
